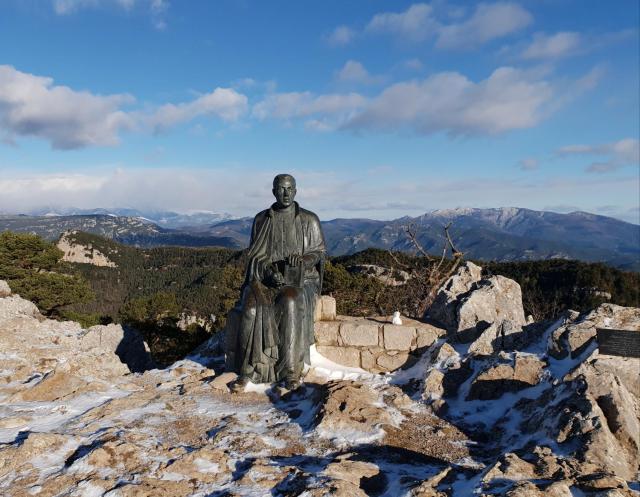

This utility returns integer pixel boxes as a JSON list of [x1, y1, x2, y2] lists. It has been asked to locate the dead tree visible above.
[[388, 222, 464, 317]]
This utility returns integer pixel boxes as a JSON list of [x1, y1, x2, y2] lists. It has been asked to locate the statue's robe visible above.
[[230, 201, 325, 383]]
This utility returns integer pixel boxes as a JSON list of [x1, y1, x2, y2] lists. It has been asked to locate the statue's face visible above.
[[273, 177, 297, 207]]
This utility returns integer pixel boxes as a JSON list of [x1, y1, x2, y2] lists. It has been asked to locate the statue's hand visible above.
[[264, 264, 285, 287], [288, 254, 304, 266], [271, 271, 285, 287]]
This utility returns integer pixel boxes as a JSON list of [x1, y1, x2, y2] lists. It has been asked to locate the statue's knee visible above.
[[242, 303, 257, 318], [281, 286, 300, 300], [280, 288, 301, 309]]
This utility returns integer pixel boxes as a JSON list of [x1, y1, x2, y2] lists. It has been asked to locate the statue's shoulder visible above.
[[297, 206, 321, 224], [253, 209, 270, 223]]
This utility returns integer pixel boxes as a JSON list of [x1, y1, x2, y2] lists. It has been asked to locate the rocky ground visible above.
[[0, 268, 638, 497]]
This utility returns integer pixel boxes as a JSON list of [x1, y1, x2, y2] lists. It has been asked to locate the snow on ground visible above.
[[2, 300, 638, 496]]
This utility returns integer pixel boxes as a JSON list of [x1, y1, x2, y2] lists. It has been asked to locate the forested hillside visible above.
[[2, 232, 637, 365], [325, 248, 639, 319]]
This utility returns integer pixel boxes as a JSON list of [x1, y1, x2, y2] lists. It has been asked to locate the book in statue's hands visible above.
[[274, 260, 304, 288]]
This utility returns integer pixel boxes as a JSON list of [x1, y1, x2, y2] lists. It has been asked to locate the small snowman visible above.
[[392, 311, 403, 325]]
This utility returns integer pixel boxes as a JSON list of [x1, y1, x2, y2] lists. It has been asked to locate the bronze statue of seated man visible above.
[[225, 174, 326, 392]]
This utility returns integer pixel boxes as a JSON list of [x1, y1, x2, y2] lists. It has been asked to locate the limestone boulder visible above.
[[482, 452, 537, 483], [0, 294, 41, 325], [575, 472, 629, 492], [467, 355, 545, 400], [427, 261, 482, 329], [427, 263, 527, 343], [566, 364, 640, 481], [0, 291, 153, 394], [315, 382, 395, 441], [324, 458, 379, 487], [454, 275, 526, 341], [430, 342, 458, 365], [0, 279, 11, 297], [468, 319, 526, 356], [548, 304, 640, 360], [590, 355, 640, 398], [411, 468, 451, 497], [505, 482, 545, 497], [513, 361, 640, 481], [423, 369, 445, 399]]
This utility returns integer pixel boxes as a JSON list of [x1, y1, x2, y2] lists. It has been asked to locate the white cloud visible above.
[[436, 2, 532, 49], [0, 65, 248, 149], [0, 168, 353, 217], [326, 25, 356, 46], [335, 60, 384, 85], [254, 65, 597, 137], [52, 0, 168, 29], [345, 66, 552, 135], [518, 158, 539, 171], [508, 29, 637, 61], [1, 168, 637, 223], [365, 3, 436, 42], [149, 0, 168, 30], [0, 65, 135, 149], [557, 138, 640, 173], [146, 88, 248, 132], [339, 2, 532, 48], [252, 91, 366, 130], [521, 32, 583, 59]]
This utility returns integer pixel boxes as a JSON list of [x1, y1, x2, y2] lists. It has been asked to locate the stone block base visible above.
[[314, 315, 445, 373]]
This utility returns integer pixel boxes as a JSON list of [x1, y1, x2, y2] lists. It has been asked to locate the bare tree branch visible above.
[[405, 223, 433, 261], [400, 221, 465, 317], [444, 222, 462, 257], [387, 249, 410, 270]]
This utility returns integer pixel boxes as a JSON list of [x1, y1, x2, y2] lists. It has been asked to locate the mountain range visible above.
[[22, 207, 234, 229], [1, 207, 638, 270]]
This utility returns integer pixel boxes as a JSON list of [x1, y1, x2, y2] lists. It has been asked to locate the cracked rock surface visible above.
[[1, 278, 639, 497]]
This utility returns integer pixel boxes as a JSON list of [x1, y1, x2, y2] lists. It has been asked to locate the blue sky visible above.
[[0, 0, 638, 222]]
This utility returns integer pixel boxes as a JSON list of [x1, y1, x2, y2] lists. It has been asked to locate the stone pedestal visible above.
[[314, 315, 446, 372]]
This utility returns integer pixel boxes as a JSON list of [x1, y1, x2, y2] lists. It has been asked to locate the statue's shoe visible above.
[[284, 378, 301, 391]]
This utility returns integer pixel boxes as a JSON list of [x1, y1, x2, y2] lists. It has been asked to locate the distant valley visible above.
[[1, 207, 638, 270]]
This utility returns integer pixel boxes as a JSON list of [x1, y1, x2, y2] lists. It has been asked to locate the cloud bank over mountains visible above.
[[1, 167, 637, 224]]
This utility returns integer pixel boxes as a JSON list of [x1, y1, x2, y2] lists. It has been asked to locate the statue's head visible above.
[[272, 174, 297, 208]]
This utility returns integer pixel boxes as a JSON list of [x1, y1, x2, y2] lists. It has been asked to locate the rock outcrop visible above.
[[57, 231, 117, 267], [428, 261, 482, 329], [0, 281, 154, 394], [548, 304, 640, 359], [427, 263, 527, 343], [1, 277, 639, 496], [467, 354, 545, 400], [0, 280, 472, 497]]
